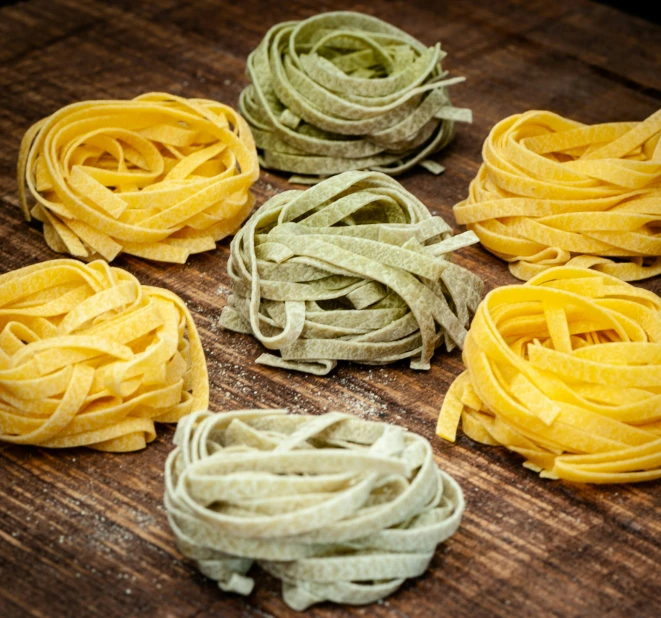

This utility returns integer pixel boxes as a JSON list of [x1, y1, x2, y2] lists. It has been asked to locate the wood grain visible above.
[[0, 1, 660, 617]]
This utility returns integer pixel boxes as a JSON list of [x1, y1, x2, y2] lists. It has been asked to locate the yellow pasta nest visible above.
[[437, 267, 661, 484], [0, 260, 209, 451], [18, 93, 260, 263], [454, 109, 661, 281]]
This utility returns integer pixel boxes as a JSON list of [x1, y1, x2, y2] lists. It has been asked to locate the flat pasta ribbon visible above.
[[0, 259, 209, 451], [219, 170, 484, 375], [437, 267, 661, 484], [18, 92, 260, 263], [240, 11, 471, 183], [454, 109, 661, 281], [165, 409, 465, 610]]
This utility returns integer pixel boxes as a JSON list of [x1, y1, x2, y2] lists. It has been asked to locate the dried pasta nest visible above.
[[240, 11, 471, 182], [437, 267, 661, 484], [454, 109, 661, 281], [0, 259, 208, 451], [18, 92, 259, 263], [165, 409, 465, 610], [220, 171, 484, 375]]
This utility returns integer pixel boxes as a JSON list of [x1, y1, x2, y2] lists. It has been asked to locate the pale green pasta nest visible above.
[[165, 409, 465, 610], [239, 11, 471, 182], [220, 171, 484, 374]]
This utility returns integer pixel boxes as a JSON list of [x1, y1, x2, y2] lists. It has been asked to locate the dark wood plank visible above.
[[0, 1, 660, 617]]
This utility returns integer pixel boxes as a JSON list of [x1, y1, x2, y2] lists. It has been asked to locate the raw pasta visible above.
[[18, 92, 259, 263], [220, 171, 484, 375], [454, 109, 661, 281], [240, 11, 471, 183], [437, 267, 661, 483], [0, 259, 208, 451], [165, 409, 465, 610]]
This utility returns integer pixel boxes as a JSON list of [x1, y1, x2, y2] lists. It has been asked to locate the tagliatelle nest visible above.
[[240, 11, 471, 183], [0, 259, 208, 451], [437, 267, 661, 484], [18, 92, 259, 263], [220, 171, 484, 375], [454, 109, 661, 281], [165, 409, 465, 610]]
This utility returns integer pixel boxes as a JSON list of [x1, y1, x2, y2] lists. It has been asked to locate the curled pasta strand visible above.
[[0, 259, 209, 451], [437, 266, 661, 484], [219, 170, 484, 374], [165, 409, 464, 610], [240, 11, 471, 183], [454, 110, 661, 281], [18, 93, 259, 263]]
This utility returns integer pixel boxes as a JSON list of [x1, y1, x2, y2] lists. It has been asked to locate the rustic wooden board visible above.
[[0, 1, 660, 617]]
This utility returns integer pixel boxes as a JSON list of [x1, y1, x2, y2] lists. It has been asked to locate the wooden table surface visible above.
[[1, 1, 660, 617]]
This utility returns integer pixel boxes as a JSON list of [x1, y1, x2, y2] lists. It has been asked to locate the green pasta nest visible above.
[[165, 409, 465, 610], [239, 11, 471, 182], [220, 171, 483, 374]]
